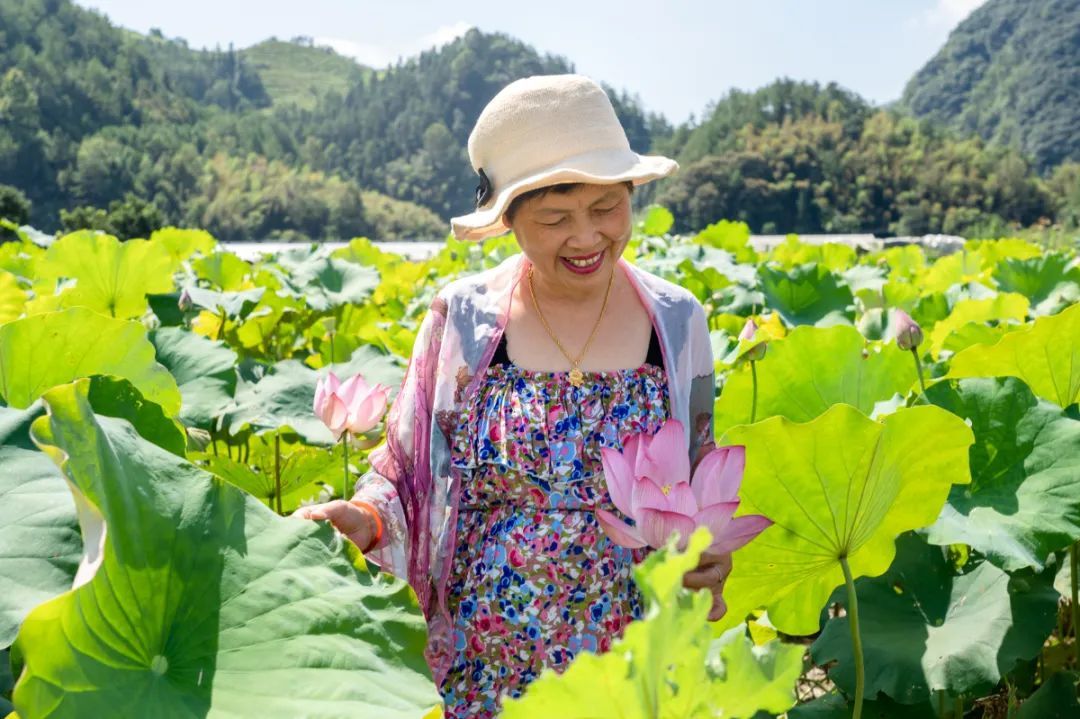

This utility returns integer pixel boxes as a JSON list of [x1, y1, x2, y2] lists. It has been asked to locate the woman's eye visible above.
[[594, 206, 616, 214], [541, 218, 567, 226]]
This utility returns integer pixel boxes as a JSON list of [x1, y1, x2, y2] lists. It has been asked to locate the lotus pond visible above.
[[0, 211, 1078, 717]]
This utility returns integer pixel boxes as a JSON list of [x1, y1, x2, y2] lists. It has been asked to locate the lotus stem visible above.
[[954, 697, 963, 718], [274, 434, 282, 515], [1072, 543, 1079, 668], [750, 360, 759, 424], [342, 433, 351, 500], [218, 307, 228, 341], [911, 348, 928, 398], [840, 556, 864, 719]]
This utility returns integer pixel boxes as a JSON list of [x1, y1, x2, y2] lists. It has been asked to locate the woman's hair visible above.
[[503, 181, 635, 224]]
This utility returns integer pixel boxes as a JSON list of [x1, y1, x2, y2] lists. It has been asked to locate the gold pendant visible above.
[[568, 367, 584, 387]]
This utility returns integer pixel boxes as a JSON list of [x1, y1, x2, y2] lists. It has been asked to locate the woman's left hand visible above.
[[682, 551, 733, 622]]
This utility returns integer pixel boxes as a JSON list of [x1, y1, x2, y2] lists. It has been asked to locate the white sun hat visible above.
[[450, 74, 679, 241]]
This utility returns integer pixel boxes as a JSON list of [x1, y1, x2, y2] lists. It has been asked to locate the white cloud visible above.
[[314, 22, 473, 68], [907, 0, 989, 29]]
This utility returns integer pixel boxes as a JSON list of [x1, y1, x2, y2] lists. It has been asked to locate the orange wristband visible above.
[[347, 499, 383, 552]]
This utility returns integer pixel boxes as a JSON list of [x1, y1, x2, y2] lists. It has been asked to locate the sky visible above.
[[75, 0, 988, 124]]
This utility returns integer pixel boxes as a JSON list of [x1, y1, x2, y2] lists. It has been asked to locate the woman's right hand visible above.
[[292, 500, 380, 551]]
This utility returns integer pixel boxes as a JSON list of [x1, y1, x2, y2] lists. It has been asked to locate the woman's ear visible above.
[[501, 214, 512, 230]]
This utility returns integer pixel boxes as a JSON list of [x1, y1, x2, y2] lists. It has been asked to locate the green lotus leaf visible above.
[[677, 259, 732, 305], [182, 286, 266, 320], [149, 327, 238, 430], [0, 270, 26, 324], [202, 439, 338, 513], [811, 533, 1058, 702], [31, 231, 175, 319], [705, 626, 805, 717], [918, 250, 992, 295], [274, 254, 380, 312], [149, 227, 216, 265], [993, 253, 1080, 310], [717, 403, 974, 636], [13, 379, 441, 717], [771, 238, 858, 273], [758, 262, 855, 327], [939, 320, 1022, 356], [0, 238, 44, 280], [191, 251, 252, 291], [925, 378, 1080, 571], [927, 293, 1029, 358], [1018, 671, 1080, 718], [0, 308, 181, 415], [968, 238, 1046, 267], [945, 302, 1080, 409], [503, 529, 802, 718], [713, 325, 917, 437], [0, 404, 81, 649], [330, 237, 401, 271], [640, 205, 674, 237], [693, 219, 756, 259], [788, 692, 934, 718], [223, 347, 402, 444]]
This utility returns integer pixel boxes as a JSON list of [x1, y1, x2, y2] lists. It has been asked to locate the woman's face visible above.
[[503, 183, 633, 293]]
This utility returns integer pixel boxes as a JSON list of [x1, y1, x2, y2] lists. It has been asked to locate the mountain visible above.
[[240, 38, 372, 110], [899, 0, 1080, 172]]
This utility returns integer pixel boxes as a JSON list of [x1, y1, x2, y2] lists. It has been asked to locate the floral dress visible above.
[[439, 330, 670, 718]]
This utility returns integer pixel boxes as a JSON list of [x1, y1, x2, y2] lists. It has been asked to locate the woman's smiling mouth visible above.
[[560, 250, 605, 274]]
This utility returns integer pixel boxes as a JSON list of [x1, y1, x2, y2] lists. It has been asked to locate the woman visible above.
[[296, 74, 728, 717]]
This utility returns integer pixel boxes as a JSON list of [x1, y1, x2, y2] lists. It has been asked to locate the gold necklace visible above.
[[527, 261, 616, 387]]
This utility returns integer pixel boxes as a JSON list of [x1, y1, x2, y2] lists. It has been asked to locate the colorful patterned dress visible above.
[[438, 329, 670, 717]]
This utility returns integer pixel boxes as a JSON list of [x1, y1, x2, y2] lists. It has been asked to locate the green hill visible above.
[[899, 0, 1080, 172], [241, 38, 370, 109]]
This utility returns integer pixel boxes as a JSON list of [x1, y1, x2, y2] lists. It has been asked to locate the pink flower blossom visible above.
[[313, 370, 390, 441], [597, 419, 772, 555], [893, 309, 924, 351]]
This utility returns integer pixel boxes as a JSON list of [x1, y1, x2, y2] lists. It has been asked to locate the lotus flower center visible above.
[[661, 483, 672, 496]]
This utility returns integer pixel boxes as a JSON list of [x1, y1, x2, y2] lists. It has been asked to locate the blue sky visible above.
[[76, 0, 987, 124]]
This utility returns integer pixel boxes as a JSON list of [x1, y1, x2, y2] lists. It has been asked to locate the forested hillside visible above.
[[900, 0, 1080, 173], [0, 0, 1076, 241]]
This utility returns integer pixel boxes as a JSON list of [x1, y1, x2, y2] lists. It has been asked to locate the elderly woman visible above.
[[297, 74, 726, 717]]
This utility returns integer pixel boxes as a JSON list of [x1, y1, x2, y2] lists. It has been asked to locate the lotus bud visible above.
[[178, 288, 193, 311], [893, 310, 924, 351], [739, 318, 767, 362]]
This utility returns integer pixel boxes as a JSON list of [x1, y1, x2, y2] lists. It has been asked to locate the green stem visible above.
[[912, 348, 928, 397], [954, 697, 963, 718], [840, 556, 865, 719], [1071, 543, 1079, 668], [750, 360, 759, 424], [329, 331, 336, 364], [342, 434, 351, 500], [274, 434, 282, 516], [210, 428, 219, 457], [218, 307, 228, 341], [937, 691, 945, 718]]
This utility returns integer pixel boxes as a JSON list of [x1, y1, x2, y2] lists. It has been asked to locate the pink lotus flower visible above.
[[313, 370, 390, 441], [893, 309, 924, 351], [596, 419, 772, 555], [738, 318, 768, 362]]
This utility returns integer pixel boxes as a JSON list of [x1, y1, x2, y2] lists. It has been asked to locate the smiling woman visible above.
[[297, 73, 719, 718]]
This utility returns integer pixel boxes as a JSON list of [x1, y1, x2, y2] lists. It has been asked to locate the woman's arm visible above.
[[349, 294, 448, 576]]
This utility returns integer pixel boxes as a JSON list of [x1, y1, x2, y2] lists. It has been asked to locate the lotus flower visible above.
[[738, 318, 768, 362], [313, 370, 390, 441], [893, 309, 924, 351], [596, 419, 772, 556]]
